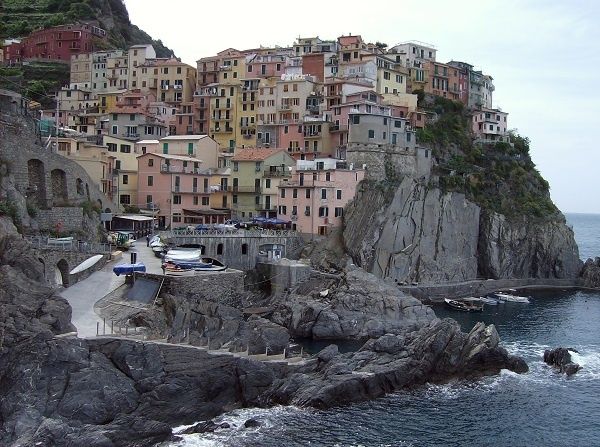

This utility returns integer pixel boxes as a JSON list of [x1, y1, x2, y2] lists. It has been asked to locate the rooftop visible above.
[[138, 153, 203, 162], [232, 148, 286, 161], [161, 135, 209, 141]]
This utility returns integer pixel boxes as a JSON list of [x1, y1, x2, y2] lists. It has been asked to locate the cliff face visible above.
[[478, 210, 582, 279], [344, 179, 581, 284], [344, 178, 480, 284]]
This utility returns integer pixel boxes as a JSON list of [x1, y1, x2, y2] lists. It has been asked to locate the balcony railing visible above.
[[227, 186, 262, 193], [264, 169, 291, 178]]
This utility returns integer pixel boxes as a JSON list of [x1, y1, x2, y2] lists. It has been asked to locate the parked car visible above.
[[194, 224, 212, 231]]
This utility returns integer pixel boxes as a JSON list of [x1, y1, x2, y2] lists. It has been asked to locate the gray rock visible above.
[[317, 344, 339, 363], [581, 257, 600, 288], [543, 347, 581, 375]]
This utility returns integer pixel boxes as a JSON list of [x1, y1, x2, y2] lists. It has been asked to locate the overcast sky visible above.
[[124, 0, 600, 214]]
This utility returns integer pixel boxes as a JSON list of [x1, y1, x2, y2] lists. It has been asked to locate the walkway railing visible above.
[[163, 229, 300, 238], [26, 236, 112, 254]]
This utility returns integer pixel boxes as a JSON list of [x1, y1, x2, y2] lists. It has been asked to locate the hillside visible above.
[[0, 0, 175, 58]]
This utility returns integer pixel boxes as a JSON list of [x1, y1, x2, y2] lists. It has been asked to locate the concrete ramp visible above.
[[126, 277, 163, 304]]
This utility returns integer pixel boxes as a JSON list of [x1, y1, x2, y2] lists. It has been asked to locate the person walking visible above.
[[146, 234, 150, 247]]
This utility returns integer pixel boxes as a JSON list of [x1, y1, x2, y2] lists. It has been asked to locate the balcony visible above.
[[240, 121, 255, 129], [264, 169, 291, 178], [278, 102, 292, 111], [303, 131, 321, 138], [219, 65, 232, 71], [329, 124, 348, 132], [211, 127, 234, 133], [227, 186, 262, 193], [256, 204, 277, 211]]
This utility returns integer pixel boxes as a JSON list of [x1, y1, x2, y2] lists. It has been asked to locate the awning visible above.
[[182, 208, 231, 216]]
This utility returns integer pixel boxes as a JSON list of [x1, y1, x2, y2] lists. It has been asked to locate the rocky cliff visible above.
[[343, 97, 582, 284]]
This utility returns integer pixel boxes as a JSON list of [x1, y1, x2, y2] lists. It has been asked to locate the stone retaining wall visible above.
[[137, 269, 245, 308], [36, 207, 84, 232]]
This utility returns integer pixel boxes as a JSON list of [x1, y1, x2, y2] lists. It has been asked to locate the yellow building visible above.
[[98, 89, 126, 114], [104, 135, 140, 208], [374, 56, 409, 96], [56, 137, 116, 202], [231, 148, 294, 219]]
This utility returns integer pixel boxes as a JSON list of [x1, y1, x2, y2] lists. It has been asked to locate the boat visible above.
[[113, 262, 146, 276], [163, 248, 202, 263], [69, 254, 104, 274], [494, 292, 530, 303], [162, 257, 227, 275], [444, 298, 484, 312], [480, 296, 499, 305]]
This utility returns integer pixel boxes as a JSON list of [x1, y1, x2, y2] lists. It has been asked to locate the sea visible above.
[[168, 213, 600, 447]]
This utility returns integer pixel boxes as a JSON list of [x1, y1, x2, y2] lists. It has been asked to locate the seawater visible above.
[[169, 213, 600, 447]]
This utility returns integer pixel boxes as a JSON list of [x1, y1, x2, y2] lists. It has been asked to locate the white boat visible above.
[[163, 249, 202, 262], [480, 296, 499, 305], [494, 292, 530, 303], [69, 254, 104, 274]]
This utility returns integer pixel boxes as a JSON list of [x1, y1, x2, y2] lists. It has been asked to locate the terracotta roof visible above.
[[232, 148, 285, 161]]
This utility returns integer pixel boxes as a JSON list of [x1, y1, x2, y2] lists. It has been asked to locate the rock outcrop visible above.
[[266, 319, 528, 408], [272, 265, 436, 339], [581, 257, 600, 288], [478, 210, 582, 279], [344, 178, 480, 284], [543, 347, 581, 376], [344, 179, 581, 284]]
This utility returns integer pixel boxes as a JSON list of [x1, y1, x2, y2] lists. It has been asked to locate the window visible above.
[[318, 206, 329, 217], [233, 161, 239, 172], [407, 133, 412, 142], [293, 188, 298, 198], [120, 144, 131, 153], [326, 172, 331, 181], [395, 120, 402, 128], [265, 179, 271, 188], [241, 243, 248, 255], [163, 143, 168, 154], [292, 205, 297, 215], [122, 174, 129, 185], [305, 206, 311, 216], [306, 189, 311, 199], [129, 114, 135, 121], [383, 71, 390, 80], [148, 158, 154, 166], [336, 190, 342, 200], [193, 196, 199, 205], [107, 143, 117, 152], [321, 188, 327, 199], [146, 195, 152, 205], [119, 194, 131, 204], [202, 197, 209, 206], [173, 195, 181, 204], [278, 205, 287, 215], [172, 213, 181, 223], [188, 142, 193, 154], [280, 189, 286, 198], [368, 130, 375, 139], [111, 125, 118, 135], [217, 243, 223, 255], [112, 114, 117, 121], [233, 194, 238, 204], [147, 176, 153, 186], [335, 207, 344, 217]]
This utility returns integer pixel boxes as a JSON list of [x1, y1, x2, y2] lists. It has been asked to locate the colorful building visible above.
[[472, 108, 509, 143], [136, 152, 228, 229], [231, 148, 295, 219], [277, 158, 365, 235], [2, 23, 107, 64]]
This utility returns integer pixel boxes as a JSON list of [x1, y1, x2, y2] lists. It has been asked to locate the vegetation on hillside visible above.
[[416, 95, 558, 219], [0, 62, 70, 107], [0, 0, 175, 58]]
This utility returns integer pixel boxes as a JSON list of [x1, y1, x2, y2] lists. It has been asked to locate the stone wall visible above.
[[165, 233, 305, 271], [0, 110, 115, 212], [256, 259, 312, 294], [346, 143, 432, 180], [36, 207, 84, 232], [32, 247, 109, 287], [137, 270, 245, 308]]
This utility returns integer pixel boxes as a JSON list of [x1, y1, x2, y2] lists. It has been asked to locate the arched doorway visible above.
[[51, 169, 68, 205], [55, 259, 69, 287], [27, 159, 46, 207]]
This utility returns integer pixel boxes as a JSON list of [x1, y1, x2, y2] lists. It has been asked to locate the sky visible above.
[[124, 0, 600, 214]]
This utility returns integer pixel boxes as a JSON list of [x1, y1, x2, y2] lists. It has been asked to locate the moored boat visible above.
[[494, 292, 530, 303], [162, 256, 227, 275], [444, 298, 484, 312]]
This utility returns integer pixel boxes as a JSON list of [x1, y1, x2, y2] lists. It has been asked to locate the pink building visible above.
[[137, 152, 228, 229], [472, 107, 509, 143], [277, 158, 365, 235]]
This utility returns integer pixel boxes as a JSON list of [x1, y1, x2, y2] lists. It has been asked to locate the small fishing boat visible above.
[[444, 298, 484, 312], [494, 292, 530, 303], [162, 257, 227, 275], [69, 254, 104, 274], [113, 262, 146, 276], [163, 248, 202, 263]]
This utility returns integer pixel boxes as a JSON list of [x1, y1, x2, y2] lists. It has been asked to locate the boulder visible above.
[[581, 257, 600, 288], [244, 418, 261, 428], [543, 347, 581, 375]]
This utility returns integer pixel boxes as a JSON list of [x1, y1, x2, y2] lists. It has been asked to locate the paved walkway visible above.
[[60, 237, 161, 337]]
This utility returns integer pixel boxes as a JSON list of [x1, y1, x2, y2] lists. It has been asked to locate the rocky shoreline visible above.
[[0, 224, 531, 446]]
